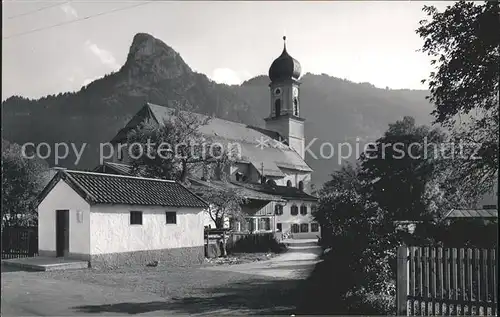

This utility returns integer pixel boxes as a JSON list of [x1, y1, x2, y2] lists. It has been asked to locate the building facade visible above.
[[37, 169, 208, 268], [96, 37, 320, 239]]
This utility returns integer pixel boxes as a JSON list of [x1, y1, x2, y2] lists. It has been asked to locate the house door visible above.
[[56, 210, 69, 257]]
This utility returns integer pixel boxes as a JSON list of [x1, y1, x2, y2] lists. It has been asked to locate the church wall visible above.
[[279, 168, 312, 193]]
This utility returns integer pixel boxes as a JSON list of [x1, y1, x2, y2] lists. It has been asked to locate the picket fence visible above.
[[397, 245, 497, 316]]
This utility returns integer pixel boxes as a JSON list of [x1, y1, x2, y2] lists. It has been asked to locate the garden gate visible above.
[[1, 226, 38, 259]]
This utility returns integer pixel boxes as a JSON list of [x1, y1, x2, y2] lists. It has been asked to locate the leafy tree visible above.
[[126, 104, 235, 184], [196, 186, 247, 229], [193, 184, 247, 256], [1, 139, 50, 227], [360, 116, 453, 221], [310, 163, 396, 314], [310, 117, 473, 314], [417, 1, 499, 199]]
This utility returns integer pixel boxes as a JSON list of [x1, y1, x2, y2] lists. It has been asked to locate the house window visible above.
[[258, 218, 271, 231], [166, 212, 177, 224], [298, 181, 304, 191], [130, 211, 142, 225], [300, 205, 307, 215], [291, 224, 300, 233], [244, 218, 255, 232], [311, 223, 319, 232], [277, 223, 282, 232], [287, 180, 292, 187], [300, 223, 309, 233], [291, 205, 298, 216], [275, 204, 283, 215]]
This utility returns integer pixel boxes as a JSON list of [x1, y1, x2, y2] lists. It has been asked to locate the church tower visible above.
[[265, 36, 305, 159]]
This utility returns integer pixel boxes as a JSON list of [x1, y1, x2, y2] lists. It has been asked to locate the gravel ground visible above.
[[31, 263, 300, 315], [37, 261, 277, 298], [3, 246, 318, 315]]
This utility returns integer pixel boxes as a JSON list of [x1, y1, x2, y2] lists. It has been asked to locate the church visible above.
[[95, 37, 319, 239]]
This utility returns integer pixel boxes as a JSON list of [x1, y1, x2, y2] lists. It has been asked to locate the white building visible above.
[[95, 36, 320, 239], [36, 169, 208, 268]]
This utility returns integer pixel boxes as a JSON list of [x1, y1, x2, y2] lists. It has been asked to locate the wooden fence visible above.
[[1, 226, 38, 259], [397, 245, 497, 316]]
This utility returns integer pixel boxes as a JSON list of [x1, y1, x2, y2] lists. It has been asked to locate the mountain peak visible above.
[[121, 32, 192, 82], [126, 33, 178, 62]]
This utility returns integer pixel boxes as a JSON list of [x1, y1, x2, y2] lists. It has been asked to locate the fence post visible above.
[[397, 245, 409, 316]]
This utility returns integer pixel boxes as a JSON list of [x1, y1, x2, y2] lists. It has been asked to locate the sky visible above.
[[2, 1, 452, 100]]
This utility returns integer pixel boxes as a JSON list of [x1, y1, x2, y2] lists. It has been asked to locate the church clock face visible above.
[[273, 88, 282, 96], [293, 87, 299, 97]]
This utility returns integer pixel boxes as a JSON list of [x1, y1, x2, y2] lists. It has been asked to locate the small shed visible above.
[[36, 169, 208, 268], [443, 208, 498, 220], [443, 208, 498, 226]]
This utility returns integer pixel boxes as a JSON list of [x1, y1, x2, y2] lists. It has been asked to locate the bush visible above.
[[298, 246, 396, 315], [227, 233, 285, 254]]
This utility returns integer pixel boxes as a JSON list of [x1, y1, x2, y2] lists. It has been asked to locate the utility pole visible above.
[[261, 162, 264, 183]]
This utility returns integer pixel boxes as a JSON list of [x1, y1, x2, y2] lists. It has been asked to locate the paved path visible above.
[[205, 238, 322, 279], [1, 240, 321, 316]]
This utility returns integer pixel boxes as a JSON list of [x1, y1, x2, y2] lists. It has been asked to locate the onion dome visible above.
[[268, 36, 301, 82]]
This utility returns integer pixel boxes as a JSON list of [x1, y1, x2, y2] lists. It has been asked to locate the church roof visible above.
[[269, 36, 302, 82], [188, 177, 286, 202], [111, 103, 312, 176]]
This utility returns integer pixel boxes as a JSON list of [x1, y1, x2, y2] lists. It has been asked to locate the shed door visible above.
[[56, 210, 69, 257]]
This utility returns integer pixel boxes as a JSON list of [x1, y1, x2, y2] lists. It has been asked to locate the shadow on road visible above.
[[1, 264, 36, 273], [74, 278, 307, 315]]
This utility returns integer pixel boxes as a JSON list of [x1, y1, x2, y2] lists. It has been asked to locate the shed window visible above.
[[166, 212, 177, 224], [291, 205, 298, 216], [300, 223, 309, 233], [130, 211, 142, 225]]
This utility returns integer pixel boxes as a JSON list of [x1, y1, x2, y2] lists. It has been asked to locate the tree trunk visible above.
[[221, 230, 227, 257], [179, 160, 188, 184], [215, 217, 224, 229], [215, 217, 227, 257]]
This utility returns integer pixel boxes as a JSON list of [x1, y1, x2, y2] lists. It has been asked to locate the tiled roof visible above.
[[91, 162, 315, 203], [111, 103, 312, 176], [444, 209, 498, 219], [37, 170, 208, 209]]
